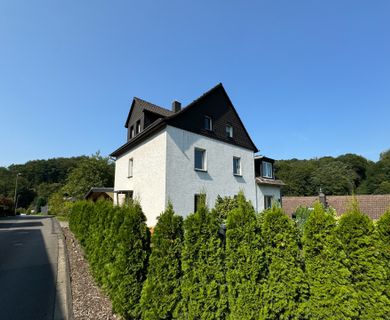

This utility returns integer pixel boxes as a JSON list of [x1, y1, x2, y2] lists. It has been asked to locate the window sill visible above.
[[195, 168, 207, 172], [127, 176, 133, 179], [234, 173, 243, 177]]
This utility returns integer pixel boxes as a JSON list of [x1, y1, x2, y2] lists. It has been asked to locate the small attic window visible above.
[[136, 120, 141, 134], [130, 126, 134, 138], [203, 116, 213, 131], [226, 124, 233, 138]]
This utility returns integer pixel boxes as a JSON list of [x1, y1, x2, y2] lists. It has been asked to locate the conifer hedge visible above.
[[68, 196, 390, 320], [140, 203, 184, 320]]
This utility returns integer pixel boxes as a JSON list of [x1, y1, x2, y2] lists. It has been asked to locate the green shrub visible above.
[[178, 195, 228, 319], [377, 209, 390, 301], [337, 201, 390, 319], [225, 193, 265, 320], [302, 202, 357, 319], [259, 206, 307, 320], [140, 203, 184, 320], [214, 195, 238, 221]]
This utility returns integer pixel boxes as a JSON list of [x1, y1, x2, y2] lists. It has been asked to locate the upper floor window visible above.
[[262, 161, 273, 178], [128, 158, 133, 177], [226, 124, 233, 138], [203, 116, 213, 131], [130, 126, 134, 139], [233, 157, 241, 176], [194, 148, 206, 171], [136, 120, 141, 135]]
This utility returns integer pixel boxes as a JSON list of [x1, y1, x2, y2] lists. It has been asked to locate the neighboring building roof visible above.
[[84, 187, 114, 200], [256, 177, 286, 187], [282, 194, 390, 220], [111, 83, 258, 157]]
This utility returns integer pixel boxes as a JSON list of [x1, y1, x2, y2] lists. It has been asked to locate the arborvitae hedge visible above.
[[377, 209, 390, 302], [225, 193, 264, 320], [69, 200, 150, 320], [140, 203, 184, 320], [178, 196, 228, 319], [260, 206, 307, 320], [302, 202, 357, 319], [337, 202, 390, 319]]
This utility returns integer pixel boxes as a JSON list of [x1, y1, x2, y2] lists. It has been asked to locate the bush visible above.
[[259, 206, 307, 320], [178, 195, 228, 319], [140, 203, 184, 320], [336, 201, 390, 319], [377, 209, 390, 301], [225, 193, 265, 319], [302, 202, 357, 319]]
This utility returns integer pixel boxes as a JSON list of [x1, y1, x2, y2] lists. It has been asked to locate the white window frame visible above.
[[262, 161, 273, 178], [264, 195, 273, 209], [194, 148, 207, 171], [136, 121, 141, 134], [203, 116, 213, 131], [130, 126, 134, 138], [233, 156, 242, 176], [128, 158, 133, 178], [226, 124, 233, 138]]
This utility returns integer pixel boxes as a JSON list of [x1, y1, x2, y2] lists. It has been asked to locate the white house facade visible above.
[[111, 84, 284, 226]]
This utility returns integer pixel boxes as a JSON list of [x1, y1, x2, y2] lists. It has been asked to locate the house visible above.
[[282, 193, 390, 220], [110, 83, 283, 225], [84, 187, 114, 202]]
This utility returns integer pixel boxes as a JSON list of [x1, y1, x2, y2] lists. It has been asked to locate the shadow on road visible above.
[[0, 221, 44, 228]]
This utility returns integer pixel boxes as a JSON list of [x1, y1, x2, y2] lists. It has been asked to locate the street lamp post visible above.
[[14, 173, 21, 215]]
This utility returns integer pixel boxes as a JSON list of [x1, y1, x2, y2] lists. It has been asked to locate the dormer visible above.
[[254, 156, 275, 179]]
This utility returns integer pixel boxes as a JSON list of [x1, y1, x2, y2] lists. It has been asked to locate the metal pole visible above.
[[14, 173, 21, 215]]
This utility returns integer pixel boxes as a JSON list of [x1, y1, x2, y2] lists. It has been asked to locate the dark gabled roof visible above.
[[111, 83, 258, 157], [84, 187, 114, 199], [124, 97, 173, 128]]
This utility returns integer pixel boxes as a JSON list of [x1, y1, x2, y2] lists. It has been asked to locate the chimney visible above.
[[319, 188, 327, 208], [172, 100, 181, 113]]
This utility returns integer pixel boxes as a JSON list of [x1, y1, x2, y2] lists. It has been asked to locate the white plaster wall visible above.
[[165, 125, 256, 217], [256, 184, 282, 212], [113, 130, 167, 225]]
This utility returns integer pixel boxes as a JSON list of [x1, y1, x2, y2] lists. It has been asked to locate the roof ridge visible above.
[[133, 97, 171, 112]]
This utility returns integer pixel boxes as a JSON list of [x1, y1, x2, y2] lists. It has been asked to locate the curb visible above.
[[53, 217, 74, 320]]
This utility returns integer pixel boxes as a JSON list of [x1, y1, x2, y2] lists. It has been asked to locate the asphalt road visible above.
[[0, 215, 61, 320]]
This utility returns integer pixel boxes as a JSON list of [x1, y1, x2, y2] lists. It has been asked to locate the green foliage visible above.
[[376, 209, 390, 303], [302, 202, 358, 319], [293, 205, 312, 236], [69, 200, 150, 320], [178, 195, 228, 319], [336, 204, 390, 319], [260, 206, 307, 320], [214, 195, 238, 221], [225, 193, 264, 319], [62, 152, 114, 199], [140, 203, 184, 320]]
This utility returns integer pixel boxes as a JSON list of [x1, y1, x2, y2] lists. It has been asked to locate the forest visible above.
[[0, 149, 389, 213]]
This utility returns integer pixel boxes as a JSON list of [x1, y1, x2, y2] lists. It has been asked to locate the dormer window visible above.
[[130, 126, 134, 139], [226, 124, 233, 138], [203, 116, 213, 131], [262, 161, 273, 178], [136, 120, 141, 135]]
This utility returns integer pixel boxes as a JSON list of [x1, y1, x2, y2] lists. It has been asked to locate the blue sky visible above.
[[1, 0, 389, 167]]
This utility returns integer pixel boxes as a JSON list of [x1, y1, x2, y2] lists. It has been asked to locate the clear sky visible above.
[[1, 0, 389, 167]]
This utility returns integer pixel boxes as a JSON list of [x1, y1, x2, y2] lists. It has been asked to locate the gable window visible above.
[[226, 124, 233, 138], [233, 157, 241, 176], [130, 126, 134, 139], [194, 148, 206, 171], [262, 161, 273, 178], [264, 195, 273, 209], [128, 158, 133, 177], [136, 120, 141, 135], [194, 194, 206, 212], [203, 116, 213, 131]]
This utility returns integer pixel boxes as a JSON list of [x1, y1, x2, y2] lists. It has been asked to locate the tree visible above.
[[260, 206, 307, 319], [140, 203, 184, 320], [302, 202, 357, 319], [336, 200, 390, 319], [61, 153, 114, 199], [310, 161, 356, 195], [178, 195, 228, 319], [214, 195, 238, 221], [376, 209, 390, 302], [225, 193, 264, 319]]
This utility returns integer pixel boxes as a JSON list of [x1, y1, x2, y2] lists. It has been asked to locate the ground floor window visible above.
[[116, 190, 133, 206], [194, 194, 206, 212], [264, 195, 273, 209]]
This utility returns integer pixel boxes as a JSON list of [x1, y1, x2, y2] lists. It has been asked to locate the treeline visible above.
[[275, 149, 390, 196], [69, 195, 390, 320], [0, 153, 114, 213]]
